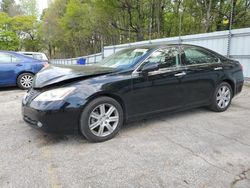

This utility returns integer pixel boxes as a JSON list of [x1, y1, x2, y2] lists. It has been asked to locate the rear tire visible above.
[[17, 73, 34, 89], [209, 82, 232, 112], [79, 96, 124, 142]]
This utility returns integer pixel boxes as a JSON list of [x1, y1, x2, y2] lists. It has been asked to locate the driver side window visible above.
[[143, 47, 179, 69]]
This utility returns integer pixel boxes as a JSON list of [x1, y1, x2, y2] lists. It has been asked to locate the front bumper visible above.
[[22, 95, 82, 134]]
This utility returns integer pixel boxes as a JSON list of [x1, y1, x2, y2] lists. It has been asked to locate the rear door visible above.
[[0, 52, 21, 86], [180, 46, 224, 106]]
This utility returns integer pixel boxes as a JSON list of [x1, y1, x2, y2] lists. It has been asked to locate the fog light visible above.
[[37, 122, 43, 128]]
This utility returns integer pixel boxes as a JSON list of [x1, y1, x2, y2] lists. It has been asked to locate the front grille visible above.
[[23, 115, 38, 126]]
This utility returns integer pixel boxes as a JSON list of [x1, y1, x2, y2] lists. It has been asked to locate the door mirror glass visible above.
[[141, 62, 159, 73]]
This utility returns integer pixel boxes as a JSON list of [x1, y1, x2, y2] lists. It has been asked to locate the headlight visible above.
[[33, 87, 75, 102]]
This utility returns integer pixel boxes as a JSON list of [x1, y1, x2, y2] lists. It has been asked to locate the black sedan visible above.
[[22, 44, 244, 142]]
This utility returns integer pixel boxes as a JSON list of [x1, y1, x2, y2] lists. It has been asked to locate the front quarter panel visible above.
[[67, 72, 133, 118]]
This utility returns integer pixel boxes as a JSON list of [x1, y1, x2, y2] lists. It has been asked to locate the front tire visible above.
[[209, 82, 233, 112], [17, 73, 34, 89], [79, 96, 124, 142]]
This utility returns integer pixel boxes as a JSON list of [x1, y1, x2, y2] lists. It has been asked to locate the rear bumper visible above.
[[22, 102, 81, 134], [235, 80, 244, 96]]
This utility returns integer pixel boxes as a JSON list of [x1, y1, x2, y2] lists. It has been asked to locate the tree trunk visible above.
[[205, 0, 212, 32]]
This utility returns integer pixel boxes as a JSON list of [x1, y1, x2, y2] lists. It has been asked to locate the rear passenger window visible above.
[[184, 47, 219, 65]]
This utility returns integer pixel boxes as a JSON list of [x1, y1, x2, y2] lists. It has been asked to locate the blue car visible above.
[[0, 50, 47, 89]]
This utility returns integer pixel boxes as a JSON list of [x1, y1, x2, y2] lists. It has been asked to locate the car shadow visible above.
[[0, 86, 21, 92], [30, 107, 210, 147], [122, 107, 209, 131]]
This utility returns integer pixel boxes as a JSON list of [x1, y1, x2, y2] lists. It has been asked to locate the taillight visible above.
[[240, 64, 243, 71], [43, 62, 49, 68]]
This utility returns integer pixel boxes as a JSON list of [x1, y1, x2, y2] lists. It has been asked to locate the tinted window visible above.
[[11, 55, 20, 62], [142, 47, 179, 69], [33, 54, 43, 60], [23, 54, 34, 58], [184, 47, 219, 65], [0, 52, 20, 63], [0, 52, 11, 63], [97, 48, 149, 70]]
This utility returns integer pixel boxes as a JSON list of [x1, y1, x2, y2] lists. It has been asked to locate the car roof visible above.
[[18, 51, 46, 55], [123, 43, 210, 50], [123, 43, 225, 58], [0, 50, 20, 55]]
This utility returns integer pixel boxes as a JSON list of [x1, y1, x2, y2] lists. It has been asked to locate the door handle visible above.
[[174, 71, 186, 77], [214, 67, 223, 70], [16, 64, 23, 67]]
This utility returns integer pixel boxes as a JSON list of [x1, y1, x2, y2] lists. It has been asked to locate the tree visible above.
[[19, 0, 38, 17], [12, 15, 42, 51], [39, 0, 69, 58], [0, 12, 41, 51], [0, 0, 15, 13], [0, 0, 23, 16], [38, 0, 250, 58], [0, 12, 19, 50]]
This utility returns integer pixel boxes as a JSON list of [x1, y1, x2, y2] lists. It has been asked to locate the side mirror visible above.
[[141, 62, 159, 74]]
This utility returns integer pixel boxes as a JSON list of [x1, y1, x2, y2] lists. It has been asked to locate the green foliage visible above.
[[60, 0, 94, 56], [19, 0, 38, 17], [1, 0, 14, 12], [0, 12, 19, 50], [0, 0, 23, 17], [0, 12, 41, 51], [39, 0, 250, 58], [2, 0, 250, 58], [0, 30, 20, 50]]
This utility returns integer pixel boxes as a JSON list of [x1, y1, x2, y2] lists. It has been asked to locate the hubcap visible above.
[[20, 75, 33, 88], [216, 85, 231, 109], [88, 103, 119, 137]]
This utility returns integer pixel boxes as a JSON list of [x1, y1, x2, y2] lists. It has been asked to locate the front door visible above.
[[129, 46, 185, 118]]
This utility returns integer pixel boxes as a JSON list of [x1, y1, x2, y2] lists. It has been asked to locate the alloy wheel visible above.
[[20, 75, 33, 88], [88, 103, 119, 137], [216, 85, 231, 109]]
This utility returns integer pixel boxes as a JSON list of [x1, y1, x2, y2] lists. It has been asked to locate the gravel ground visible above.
[[0, 86, 250, 188]]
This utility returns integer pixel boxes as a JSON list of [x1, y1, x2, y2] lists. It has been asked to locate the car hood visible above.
[[33, 64, 115, 88]]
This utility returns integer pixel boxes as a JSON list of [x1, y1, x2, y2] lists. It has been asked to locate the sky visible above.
[[37, 0, 48, 14]]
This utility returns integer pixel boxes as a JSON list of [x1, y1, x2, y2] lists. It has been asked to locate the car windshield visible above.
[[96, 48, 149, 70]]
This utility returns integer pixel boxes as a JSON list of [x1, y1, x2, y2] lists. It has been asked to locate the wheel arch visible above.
[[77, 92, 127, 138], [222, 79, 235, 97], [16, 71, 35, 83], [86, 92, 127, 121]]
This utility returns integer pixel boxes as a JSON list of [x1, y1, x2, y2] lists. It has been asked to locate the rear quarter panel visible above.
[[222, 59, 244, 95], [16, 60, 44, 78]]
